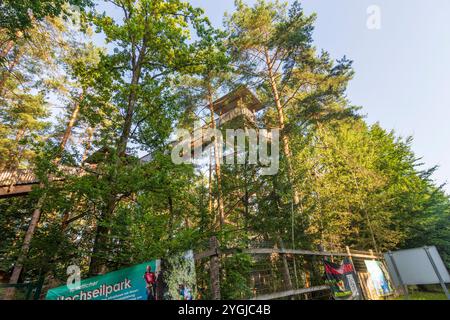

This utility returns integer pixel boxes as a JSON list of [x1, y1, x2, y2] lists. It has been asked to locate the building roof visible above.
[[212, 86, 263, 115]]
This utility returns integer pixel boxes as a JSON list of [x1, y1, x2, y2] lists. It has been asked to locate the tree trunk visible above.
[[88, 217, 111, 276], [207, 86, 225, 229], [364, 209, 379, 253], [168, 196, 174, 240], [0, 46, 24, 95], [0, 40, 14, 59], [264, 49, 300, 206], [270, 175, 294, 293], [6, 93, 85, 295], [208, 151, 213, 216], [4, 197, 44, 300], [209, 236, 221, 300], [89, 44, 145, 275], [244, 162, 249, 227], [58, 95, 84, 153], [117, 52, 144, 155], [81, 127, 94, 163], [0, 31, 22, 59]]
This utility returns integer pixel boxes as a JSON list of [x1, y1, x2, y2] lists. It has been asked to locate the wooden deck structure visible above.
[[143, 86, 266, 161], [0, 170, 40, 199], [0, 167, 82, 199], [0, 87, 265, 197]]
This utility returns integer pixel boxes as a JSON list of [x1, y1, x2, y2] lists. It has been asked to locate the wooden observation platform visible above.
[[0, 87, 264, 198]]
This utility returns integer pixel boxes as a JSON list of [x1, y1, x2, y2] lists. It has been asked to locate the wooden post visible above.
[[277, 239, 294, 293], [209, 236, 221, 300], [303, 268, 311, 300]]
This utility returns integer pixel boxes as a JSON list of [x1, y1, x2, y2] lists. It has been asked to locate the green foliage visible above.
[[221, 253, 253, 300], [0, 0, 92, 39], [163, 251, 197, 300], [0, 0, 449, 299]]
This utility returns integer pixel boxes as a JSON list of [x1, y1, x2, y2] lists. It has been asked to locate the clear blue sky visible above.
[[188, 0, 450, 193]]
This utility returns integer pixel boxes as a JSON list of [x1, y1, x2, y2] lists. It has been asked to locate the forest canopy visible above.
[[0, 0, 448, 299]]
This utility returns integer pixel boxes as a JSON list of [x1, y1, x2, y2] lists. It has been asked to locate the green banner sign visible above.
[[46, 251, 196, 300], [46, 260, 158, 300]]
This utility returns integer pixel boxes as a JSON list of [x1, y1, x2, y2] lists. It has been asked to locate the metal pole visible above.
[[33, 273, 45, 300], [423, 246, 450, 300], [388, 251, 409, 300]]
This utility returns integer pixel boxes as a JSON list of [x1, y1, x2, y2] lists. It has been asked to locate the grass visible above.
[[393, 291, 448, 300]]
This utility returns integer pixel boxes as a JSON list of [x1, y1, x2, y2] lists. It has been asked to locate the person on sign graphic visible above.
[[144, 265, 157, 300]]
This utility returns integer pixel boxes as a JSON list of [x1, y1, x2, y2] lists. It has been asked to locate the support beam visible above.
[[0, 184, 35, 198], [251, 285, 330, 300]]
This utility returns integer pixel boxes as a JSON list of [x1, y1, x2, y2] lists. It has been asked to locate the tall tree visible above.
[[3, 26, 101, 299], [225, 0, 354, 223], [87, 0, 211, 275], [176, 26, 230, 229]]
